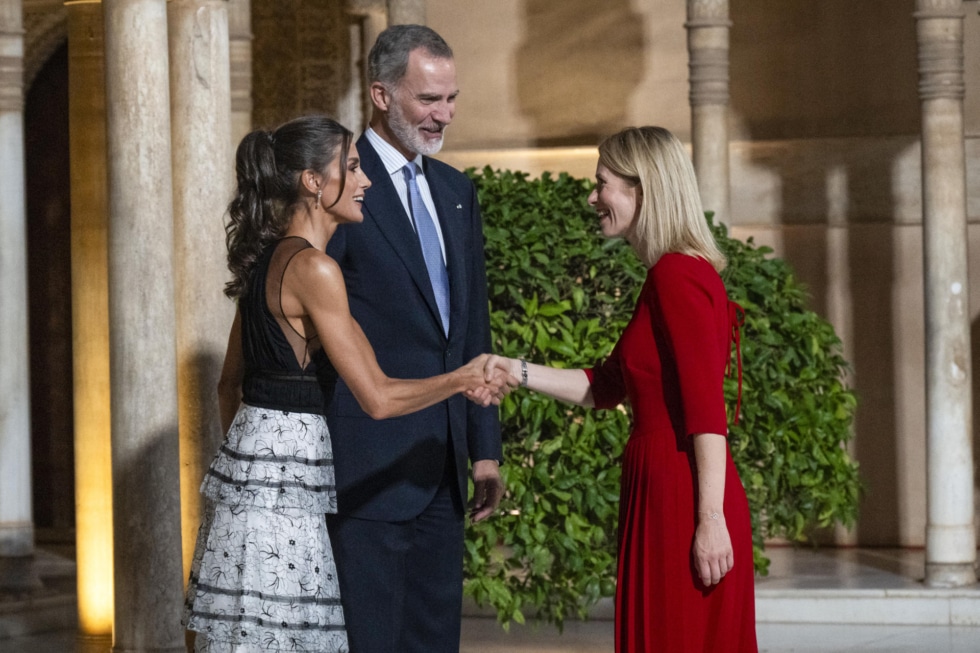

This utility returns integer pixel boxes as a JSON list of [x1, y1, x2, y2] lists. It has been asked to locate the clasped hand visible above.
[[460, 353, 515, 406]]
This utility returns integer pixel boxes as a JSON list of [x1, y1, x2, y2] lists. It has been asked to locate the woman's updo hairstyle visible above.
[[224, 114, 353, 298]]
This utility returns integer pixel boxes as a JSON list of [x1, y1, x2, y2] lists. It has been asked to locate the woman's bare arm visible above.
[[483, 355, 594, 407], [217, 310, 245, 434], [282, 249, 499, 419], [691, 432, 733, 586]]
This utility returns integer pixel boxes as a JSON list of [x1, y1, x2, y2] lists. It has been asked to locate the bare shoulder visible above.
[[283, 246, 345, 294]]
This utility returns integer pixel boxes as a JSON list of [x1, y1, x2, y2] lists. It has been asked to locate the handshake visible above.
[[458, 354, 523, 407]]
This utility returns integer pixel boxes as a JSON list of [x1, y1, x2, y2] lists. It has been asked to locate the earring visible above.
[[315, 188, 322, 209]]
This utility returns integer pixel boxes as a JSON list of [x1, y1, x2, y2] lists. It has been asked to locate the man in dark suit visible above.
[[325, 24, 504, 652]]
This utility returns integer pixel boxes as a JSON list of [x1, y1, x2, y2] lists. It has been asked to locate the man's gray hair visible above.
[[368, 24, 454, 87]]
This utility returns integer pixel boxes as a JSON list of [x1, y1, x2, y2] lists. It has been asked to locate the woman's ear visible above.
[[301, 170, 322, 195]]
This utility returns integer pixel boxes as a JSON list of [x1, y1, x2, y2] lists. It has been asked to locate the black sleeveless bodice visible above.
[[239, 237, 338, 415]]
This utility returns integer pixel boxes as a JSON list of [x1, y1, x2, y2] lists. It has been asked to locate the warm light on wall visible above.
[[68, 0, 114, 636], [70, 191, 114, 637], [179, 369, 206, 582], [73, 403, 114, 635]]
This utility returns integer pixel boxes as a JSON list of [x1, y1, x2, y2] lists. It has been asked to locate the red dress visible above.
[[587, 253, 757, 653]]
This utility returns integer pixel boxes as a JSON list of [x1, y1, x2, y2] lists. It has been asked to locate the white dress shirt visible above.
[[364, 128, 447, 261]]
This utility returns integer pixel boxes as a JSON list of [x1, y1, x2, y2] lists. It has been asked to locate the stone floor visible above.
[[461, 620, 980, 653], [3, 546, 980, 652], [7, 618, 980, 652]]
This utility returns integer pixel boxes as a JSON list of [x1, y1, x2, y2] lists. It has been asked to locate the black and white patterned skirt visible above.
[[183, 405, 348, 652]]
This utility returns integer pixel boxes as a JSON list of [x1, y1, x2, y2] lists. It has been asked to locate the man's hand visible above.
[[464, 366, 513, 406], [470, 459, 503, 522]]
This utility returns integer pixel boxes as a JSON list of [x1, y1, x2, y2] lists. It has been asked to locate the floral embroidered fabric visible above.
[[183, 406, 349, 652]]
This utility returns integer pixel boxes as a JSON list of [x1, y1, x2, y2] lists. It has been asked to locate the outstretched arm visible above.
[[484, 355, 594, 407], [283, 249, 503, 419]]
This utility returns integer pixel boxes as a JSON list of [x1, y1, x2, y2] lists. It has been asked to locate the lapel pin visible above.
[[456, 204, 462, 209]]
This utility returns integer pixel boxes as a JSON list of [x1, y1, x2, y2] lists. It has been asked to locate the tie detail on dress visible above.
[[403, 163, 450, 336], [727, 300, 745, 425]]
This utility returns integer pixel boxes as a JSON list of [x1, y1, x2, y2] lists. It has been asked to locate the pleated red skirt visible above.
[[615, 432, 757, 653]]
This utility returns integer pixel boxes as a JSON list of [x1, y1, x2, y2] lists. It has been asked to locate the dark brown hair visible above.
[[224, 115, 352, 298]]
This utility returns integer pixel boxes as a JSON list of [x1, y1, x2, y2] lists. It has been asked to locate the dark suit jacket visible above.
[[325, 132, 503, 521]]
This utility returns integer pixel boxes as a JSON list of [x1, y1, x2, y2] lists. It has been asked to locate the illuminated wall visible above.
[[66, 0, 114, 637]]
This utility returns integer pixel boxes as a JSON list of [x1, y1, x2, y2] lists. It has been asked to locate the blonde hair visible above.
[[598, 126, 726, 272]]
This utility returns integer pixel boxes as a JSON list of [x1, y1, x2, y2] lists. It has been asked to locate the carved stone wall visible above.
[[252, 0, 361, 129], [428, 0, 689, 149]]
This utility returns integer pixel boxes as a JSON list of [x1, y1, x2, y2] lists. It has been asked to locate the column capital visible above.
[[913, 0, 966, 19], [346, 0, 384, 17], [228, 0, 252, 120], [687, 47, 729, 107], [685, 0, 730, 26], [386, 0, 424, 26], [0, 0, 24, 112], [0, 54, 23, 112], [915, 0, 965, 101], [228, 0, 251, 37], [0, 2, 24, 32], [685, 0, 730, 107]]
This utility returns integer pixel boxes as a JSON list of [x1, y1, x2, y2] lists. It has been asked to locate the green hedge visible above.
[[463, 167, 860, 628]]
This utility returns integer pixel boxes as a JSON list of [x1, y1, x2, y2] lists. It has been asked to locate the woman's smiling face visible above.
[[322, 141, 372, 223], [588, 162, 641, 240]]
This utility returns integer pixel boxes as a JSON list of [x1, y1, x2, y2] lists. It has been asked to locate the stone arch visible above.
[[24, 4, 67, 93]]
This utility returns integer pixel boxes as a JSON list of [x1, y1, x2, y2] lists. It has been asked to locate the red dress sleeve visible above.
[[586, 338, 627, 410], [649, 254, 729, 437]]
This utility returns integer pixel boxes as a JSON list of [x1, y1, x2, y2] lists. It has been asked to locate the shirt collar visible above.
[[365, 127, 424, 177]]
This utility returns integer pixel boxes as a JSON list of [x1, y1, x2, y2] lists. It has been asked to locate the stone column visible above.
[[386, 0, 423, 25], [227, 0, 251, 145], [103, 0, 185, 649], [0, 0, 42, 594], [915, 0, 977, 587], [66, 0, 115, 643], [345, 0, 382, 133], [362, 8, 385, 57], [685, 0, 731, 223], [167, 0, 235, 577]]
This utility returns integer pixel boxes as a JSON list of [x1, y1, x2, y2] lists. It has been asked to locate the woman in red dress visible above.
[[486, 126, 758, 652]]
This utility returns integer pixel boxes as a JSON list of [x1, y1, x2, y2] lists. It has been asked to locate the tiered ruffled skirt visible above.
[[183, 405, 349, 652]]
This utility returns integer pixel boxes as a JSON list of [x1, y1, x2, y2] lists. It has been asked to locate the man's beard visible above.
[[388, 98, 445, 156]]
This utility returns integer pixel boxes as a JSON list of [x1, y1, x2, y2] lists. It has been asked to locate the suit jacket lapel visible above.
[[358, 135, 446, 337]]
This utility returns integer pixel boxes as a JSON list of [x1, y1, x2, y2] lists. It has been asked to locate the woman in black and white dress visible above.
[[183, 115, 504, 652]]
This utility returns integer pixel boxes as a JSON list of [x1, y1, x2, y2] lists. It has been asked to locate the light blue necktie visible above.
[[403, 163, 450, 336]]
